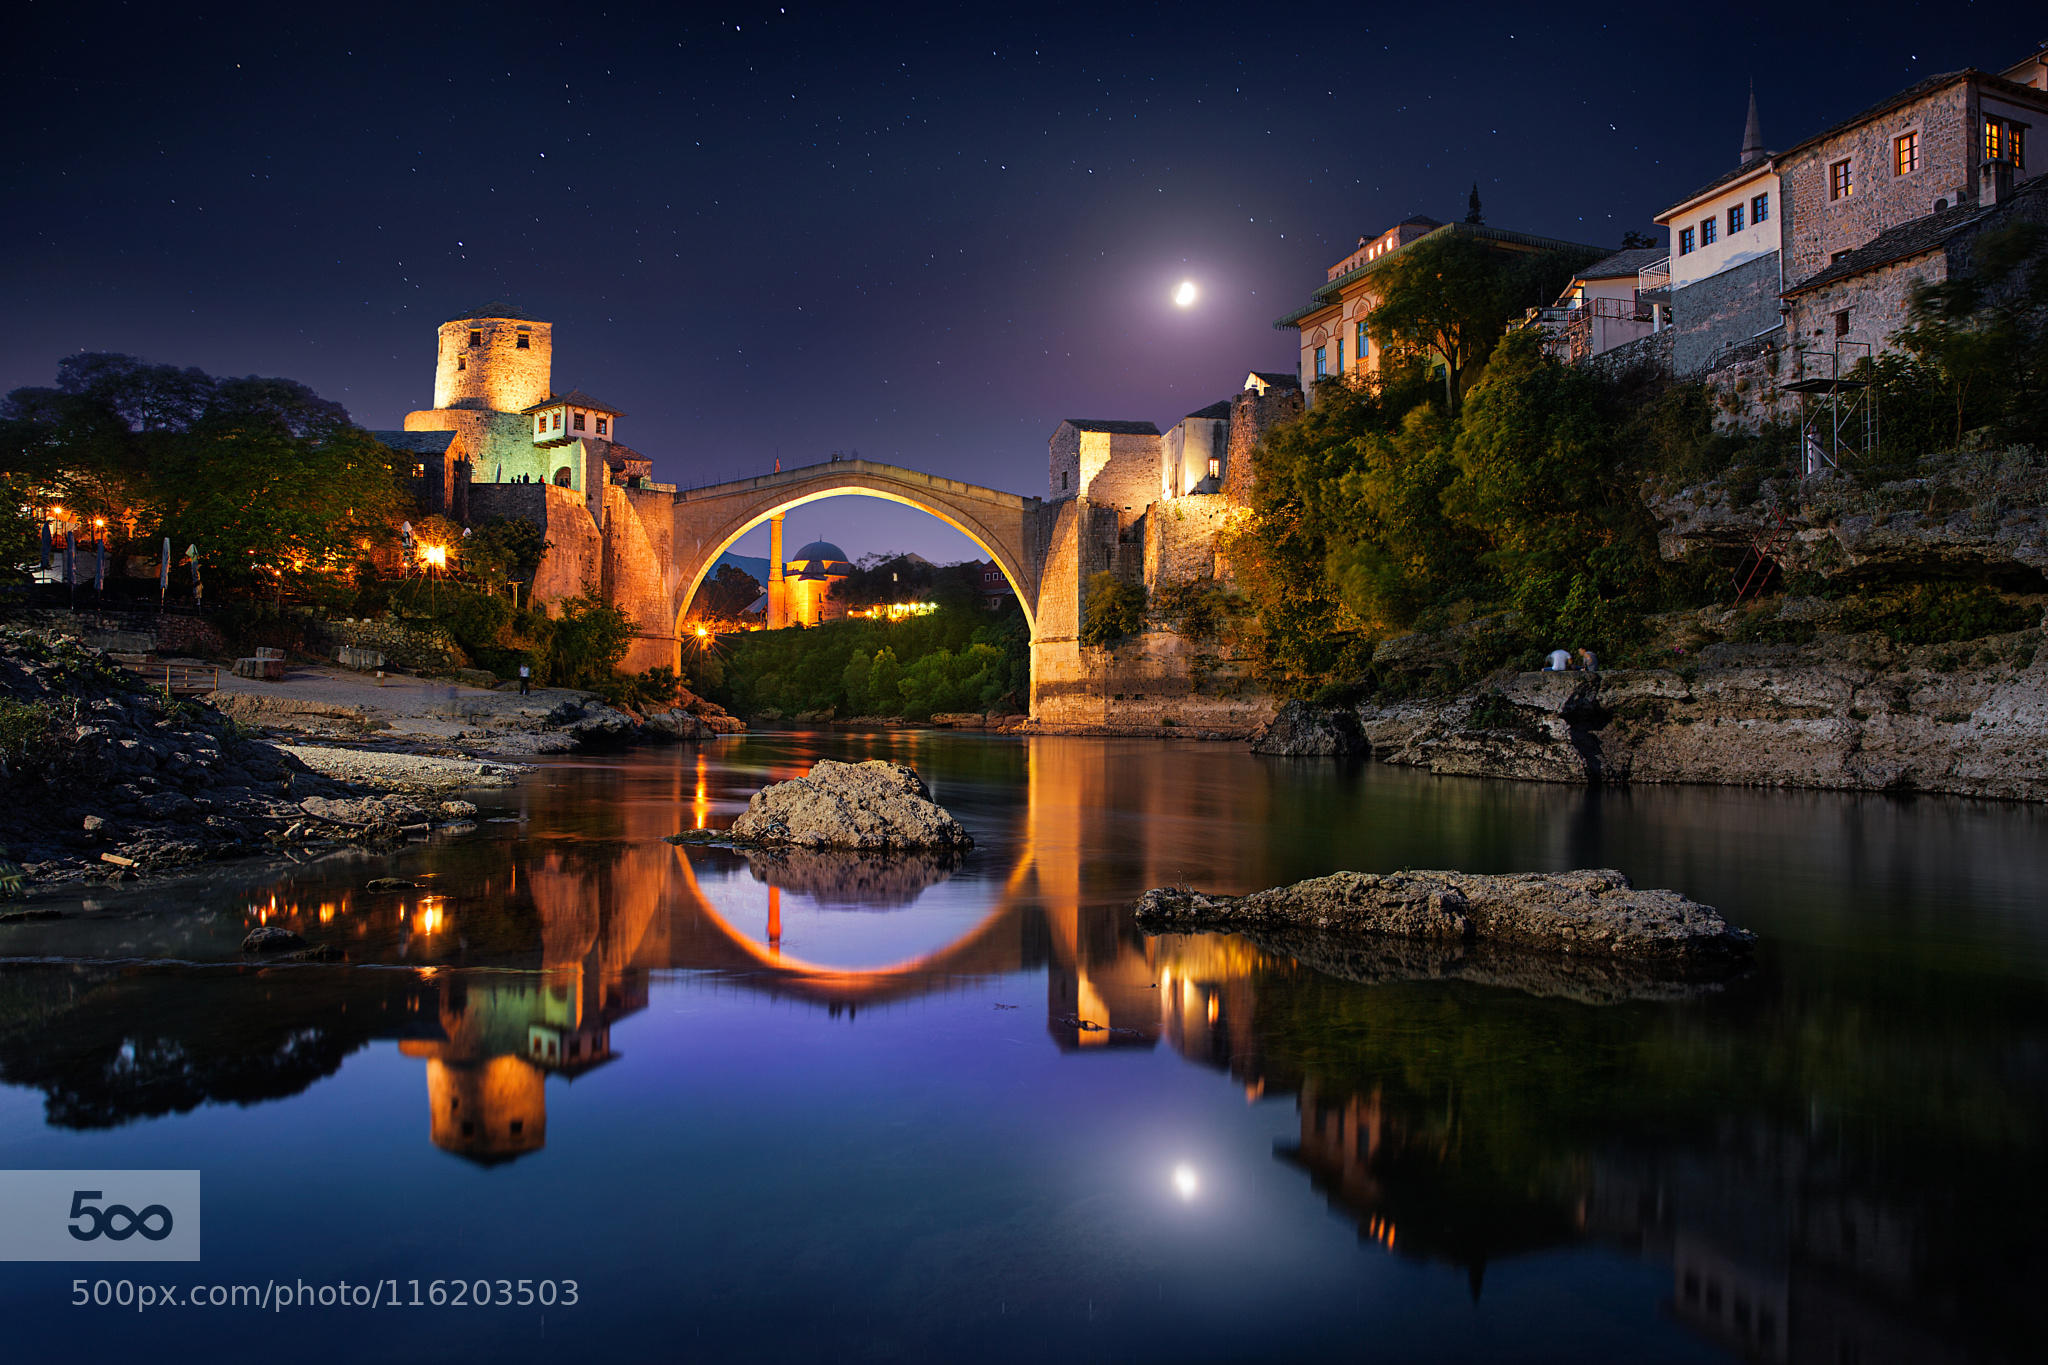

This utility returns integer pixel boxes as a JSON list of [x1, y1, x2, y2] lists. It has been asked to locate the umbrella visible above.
[[39, 522, 50, 570], [63, 531, 76, 586], [159, 537, 171, 597], [187, 544, 202, 606], [94, 538, 106, 592]]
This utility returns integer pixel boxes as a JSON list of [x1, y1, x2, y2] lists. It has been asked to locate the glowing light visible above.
[[848, 601, 938, 620], [421, 544, 447, 568], [1172, 1163, 1200, 1201], [1173, 280, 1198, 308]]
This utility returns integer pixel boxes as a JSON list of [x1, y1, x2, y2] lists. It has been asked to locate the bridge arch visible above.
[[668, 459, 1045, 645]]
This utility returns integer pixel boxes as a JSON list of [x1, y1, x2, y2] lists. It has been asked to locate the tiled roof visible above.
[[1061, 418, 1160, 435], [1248, 371, 1301, 389], [521, 389, 626, 416], [1577, 247, 1670, 280], [1658, 155, 1775, 221], [369, 430, 457, 455], [1184, 400, 1233, 420], [1778, 178, 2046, 297]]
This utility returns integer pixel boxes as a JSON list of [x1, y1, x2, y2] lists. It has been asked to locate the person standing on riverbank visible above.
[[518, 663, 531, 695]]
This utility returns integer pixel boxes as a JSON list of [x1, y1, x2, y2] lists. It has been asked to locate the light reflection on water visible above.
[[1, 730, 2045, 1364]]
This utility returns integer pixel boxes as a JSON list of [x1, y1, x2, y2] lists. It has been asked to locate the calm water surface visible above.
[[2, 732, 2043, 1363]]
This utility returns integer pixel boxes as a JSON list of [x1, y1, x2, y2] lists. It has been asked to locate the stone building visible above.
[[1274, 217, 1605, 395], [782, 539, 852, 627], [1652, 89, 1786, 377]]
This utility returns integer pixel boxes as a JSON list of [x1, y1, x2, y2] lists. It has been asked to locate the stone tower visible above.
[[433, 303, 553, 413]]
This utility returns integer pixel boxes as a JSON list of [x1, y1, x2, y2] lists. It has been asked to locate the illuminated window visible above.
[[573, 412, 586, 431], [1752, 192, 1769, 223], [1729, 203, 1744, 234], [536, 416, 546, 436], [596, 417, 608, 435], [1355, 320, 1369, 359], [1987, 116, 2027, 168], [1207, 457, 1220, 480], [1894, 131, 1920, 175], [1700, 216, 1717, 246], [553, 412, 562, 430], [515, 332, 530, 350], [1678, 226, 1695, 256], [1829, 158, 1853, 199], [468, 329, 480, 347], [1314, 346, 1327, 378], [411, 463, 426, 478]]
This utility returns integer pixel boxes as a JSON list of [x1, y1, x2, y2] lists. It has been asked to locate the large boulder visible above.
[[1248, 701, 1366, 756], [1135, 867, 1752, 963], [725, 760, 973, 850]]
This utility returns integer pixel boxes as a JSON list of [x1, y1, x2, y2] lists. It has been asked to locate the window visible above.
[[1988, 116, 2028, 168], [1829, 158, 1854, 199], [411, 463, 426, 478], [516, 333, 530, 350], [1207, 457, 1220, 480], [572, 412, 586, 431], [1894, 130, 1920, 175], [536, 417, 546, 436], [1678, 227, 1695, 256], [552, 412, 562, 430], [1700, 216, 1717, 246], [1061, 471, 1068, 490], [468, 329, 480, 347], [1314, 346, 1327, 378], [1729, 203, 1744, 234], [1355, 320, 1369, 360], [1335, 338, 1345, 373], [1752, 192, 1769, 223], [456, 357, 465, 371], [596, 417, 608, 436], [1834, 309, 1851, 337]]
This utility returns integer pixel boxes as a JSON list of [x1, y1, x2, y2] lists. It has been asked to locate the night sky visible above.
[[6, 1, 2039, 562]]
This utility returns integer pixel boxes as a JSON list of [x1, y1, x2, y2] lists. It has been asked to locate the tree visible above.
[[697, 562, 762, 620], [1619, 230, 1658, 249], [542, 596, 634, 689], [1368, 234, 1594, 413], [1465, 183, 1484, 225], [465, 515, 551, 589], [1079, 572, 1146, 647]]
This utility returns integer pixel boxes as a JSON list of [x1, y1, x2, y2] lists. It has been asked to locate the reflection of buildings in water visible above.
[[736, 845, 962, 909]]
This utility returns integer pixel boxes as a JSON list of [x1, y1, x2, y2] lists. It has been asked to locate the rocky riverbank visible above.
[[1137, 868, 1754, 964], [0, 629, 520, 892], [673, 759, 973, 850], [1250, 608, 2048, 801]]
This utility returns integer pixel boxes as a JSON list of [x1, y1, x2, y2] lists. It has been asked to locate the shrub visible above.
[[1080, 572, 1146, 648], [1838, 584, 2037, 646]]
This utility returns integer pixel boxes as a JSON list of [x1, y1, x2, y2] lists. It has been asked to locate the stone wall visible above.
[[468, 482, 604, 612], [1143, 494, 1231, 591], [1027, 624, 1275, 733], [1786, 252, 1948, 358], [433, 316, 552, 413], [317, 617, 464, 672], [1779, 83, 1972, 286], [1079, 431, 1159, 528], [604, 483, 681, 672], [1671, 251, 1784, 375], [1223, 386, 1303, 505]]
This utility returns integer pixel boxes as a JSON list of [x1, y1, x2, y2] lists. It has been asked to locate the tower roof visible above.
[[1740, 83, 1766, 163], [448, 300, 545, 323]]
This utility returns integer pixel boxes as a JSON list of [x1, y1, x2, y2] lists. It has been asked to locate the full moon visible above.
[[1173, 280, 1198, 308], [1172, 1163, 1200, 1200]]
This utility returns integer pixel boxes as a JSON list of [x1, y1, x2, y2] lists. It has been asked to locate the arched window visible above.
[[553, 467, 573, 487]]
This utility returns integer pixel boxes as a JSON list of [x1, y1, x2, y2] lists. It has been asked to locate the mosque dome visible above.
[[788, 541, 852, 575]]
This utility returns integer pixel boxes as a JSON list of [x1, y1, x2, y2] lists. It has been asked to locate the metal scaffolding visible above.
[[1783, 342, 1877, 477]]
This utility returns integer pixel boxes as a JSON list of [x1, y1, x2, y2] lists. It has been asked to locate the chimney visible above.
[[1740, 82, 1766, 163], [1983, 158, 2015, 206]]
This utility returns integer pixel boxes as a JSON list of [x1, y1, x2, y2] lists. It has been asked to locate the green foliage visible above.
[[695, 562, 762, 620], [707, 603, 1028, 718], [1838, 584, 2038, 646], [463, 515, 550, 587], [1367, 233, 1597, 411], [0, 699, 62, 779], [542, 596, 635, 690], [1079, 572, 1146, 648], [1149, 577, 1237, 638]]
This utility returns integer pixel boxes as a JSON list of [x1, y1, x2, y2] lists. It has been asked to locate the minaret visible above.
[[1740, 83, 1766, 164]]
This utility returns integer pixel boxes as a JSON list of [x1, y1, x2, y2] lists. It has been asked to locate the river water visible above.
[[1, 732, 2043, 1363]]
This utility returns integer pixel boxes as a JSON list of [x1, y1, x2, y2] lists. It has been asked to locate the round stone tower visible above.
[[432, 303, 553, 413]]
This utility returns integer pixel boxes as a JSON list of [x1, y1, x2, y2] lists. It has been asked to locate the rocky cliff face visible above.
[[1314, 627, 2048, 801]]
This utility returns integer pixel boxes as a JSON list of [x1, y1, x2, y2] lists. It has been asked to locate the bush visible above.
[[0, 699, 63, 780], [1838, 584, 2038, 646], [1080, 572, 1146, 647], [541, 596, 634, 690]]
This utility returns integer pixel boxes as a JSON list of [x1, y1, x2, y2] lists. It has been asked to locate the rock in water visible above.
[[241, 926, 307, 953], [1135, 868, 1752, 962], [1248, 701, 1367, 757], [726, 760, 973, 850]]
